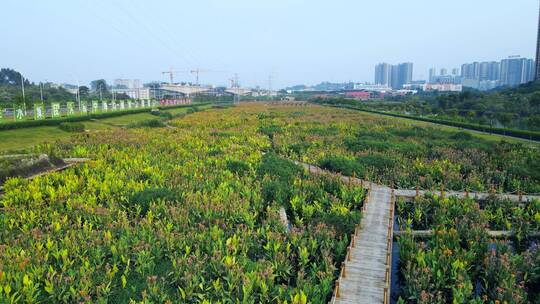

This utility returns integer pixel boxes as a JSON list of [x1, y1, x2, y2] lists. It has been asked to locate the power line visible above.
[[108, 0, 198, 68]]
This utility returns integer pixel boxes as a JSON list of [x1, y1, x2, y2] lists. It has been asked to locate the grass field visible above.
[[0, 126, 74, 152], [0, 106, 205, 152]]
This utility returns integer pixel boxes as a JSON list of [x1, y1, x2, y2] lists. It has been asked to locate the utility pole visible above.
[[192, 68, 200, 85], [268, 75, 273, 100], [234, 74, 240, 104], [20, 75, 25, 103], [40, 82, 44, 102], [77, 79, 81, 112]]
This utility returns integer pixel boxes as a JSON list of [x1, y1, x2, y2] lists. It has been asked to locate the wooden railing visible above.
[[329, 183, 370, 303], [383, 189, 395, 304]]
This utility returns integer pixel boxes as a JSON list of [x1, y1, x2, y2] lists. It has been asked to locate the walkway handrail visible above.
[[329, 183, 369, 303], [383, 190, 395, 304]]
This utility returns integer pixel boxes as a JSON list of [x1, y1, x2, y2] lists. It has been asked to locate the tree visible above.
[[79, 86, 90, 98], [527, 115, 540, 130], [90, 79, 109, 94], [529, 92, 540, 108], [0, 68, 30, 86]]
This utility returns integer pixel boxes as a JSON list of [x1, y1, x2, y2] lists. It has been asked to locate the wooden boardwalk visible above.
[[330, 184, 394, 304], [292, 159, 540, 304]]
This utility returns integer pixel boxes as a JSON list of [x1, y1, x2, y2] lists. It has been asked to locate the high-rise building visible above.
[[374, 63, 392, 86], [461, 62, 481, 79], [460, 57, 533, 90], [451, 68, 460, 76], [374, 62, 413, 89], [534, 0, 540, 80], [440, 68, 448, 76], [500, 56, 534, 87], [395, 63, 413, 89], [478, 62, 500, 81], [429, 68, 437, 83]]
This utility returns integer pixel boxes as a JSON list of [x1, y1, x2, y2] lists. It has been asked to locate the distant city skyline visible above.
[[1, 0, 538, 88], [374, 62, 413, 89]]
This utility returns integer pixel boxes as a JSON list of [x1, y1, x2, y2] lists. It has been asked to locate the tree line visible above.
[[0, 68, 130, 105], [313, 82, 540, 131]]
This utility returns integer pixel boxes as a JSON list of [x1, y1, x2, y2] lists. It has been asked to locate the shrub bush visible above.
[[226, 159, 250, 175], [128, 187, 178, 216], [59, 122, 85, 132], [258, 124, 283, 140], [257, 153, 302, 182], [318, 156, 364, 177], [451, 131, 474, 141], [127, 119, 166, 128], [357, 154, 396, 171]]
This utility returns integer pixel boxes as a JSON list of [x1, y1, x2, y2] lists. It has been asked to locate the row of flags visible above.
[[1, 98, 192, 121]]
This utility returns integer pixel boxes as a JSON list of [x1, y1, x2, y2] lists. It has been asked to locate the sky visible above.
[[1, 0, 538, 88]]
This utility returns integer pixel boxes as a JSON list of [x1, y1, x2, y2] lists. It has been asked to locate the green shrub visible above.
[[357, 154, 395, 171], [257, 153, 302, 182], [451, 131, 474, 141], [150, 109, 174, 120], [128, 187, 178, 216], [186, 106, 200, 114], [159, 112, 174, 120], [258, 124, 283, 139], [258, 154, 302, 205], [59, 122, 85, 132], [261, 179, 290, 205], [318, 156, 364, 177], [212, 104, 234, 109], [226, 159, 250, 175], [344, 138, 391, 152], [289, 142, 310, 155], [127, 119, 166, 128]]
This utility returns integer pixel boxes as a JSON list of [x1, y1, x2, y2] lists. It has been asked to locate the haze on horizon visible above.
[[1, 0, 537, 88]]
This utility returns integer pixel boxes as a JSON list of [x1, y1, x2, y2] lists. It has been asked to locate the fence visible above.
[[0, 98, 191, 123]]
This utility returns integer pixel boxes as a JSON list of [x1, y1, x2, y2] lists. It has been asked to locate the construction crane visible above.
[[161, 69, 190, 84], [190, 68, 227, 85]]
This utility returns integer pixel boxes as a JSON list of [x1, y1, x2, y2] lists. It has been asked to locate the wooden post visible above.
[[518, 190, 523, 203], [347, 247, 352, 261], [440, 184, 445, 200], [465, 188, 469, 198], [335, 281, 340, 298], [351, 234, 355, 247], [415, 185, 419, 198]]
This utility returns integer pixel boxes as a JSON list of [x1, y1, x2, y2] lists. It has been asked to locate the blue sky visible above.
[[1, 0, 537, 88]]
